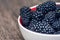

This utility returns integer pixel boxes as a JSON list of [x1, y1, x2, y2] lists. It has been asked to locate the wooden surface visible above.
[[0, 0, 60, 40]]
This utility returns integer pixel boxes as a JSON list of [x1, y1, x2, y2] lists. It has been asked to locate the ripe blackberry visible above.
[[32, 11, 44, 21], [28, 20, 55, 34], [20, 6, 31, 26], [54, 31, 60, 34], [20, 6, 31, 18], [28, 19, 38, 31], [44, 11, 56, 24], [37, 4, 48, 15], [37, 1, 56, 15], [21, 18, 30, 26], [43, 1, 56, 11], [40, 21, 55, 34]]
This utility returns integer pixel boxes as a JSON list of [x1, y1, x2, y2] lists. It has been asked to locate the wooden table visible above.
[[0, 0, 60, 40]]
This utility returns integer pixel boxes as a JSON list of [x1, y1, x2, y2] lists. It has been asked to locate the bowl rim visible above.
[[18, 2, 60, 36]]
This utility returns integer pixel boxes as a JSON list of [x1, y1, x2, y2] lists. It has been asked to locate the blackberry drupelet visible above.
[[59, 18, 60, 21], [20, 6, 31, 26], [32, 11, 44, 21], [44, 11, 56, 24]]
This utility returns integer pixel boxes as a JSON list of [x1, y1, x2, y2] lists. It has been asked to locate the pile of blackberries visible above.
[[20, 1, 60, 34]]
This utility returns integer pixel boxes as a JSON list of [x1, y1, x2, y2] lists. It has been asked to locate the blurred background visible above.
[[0, 0, 60, 40]]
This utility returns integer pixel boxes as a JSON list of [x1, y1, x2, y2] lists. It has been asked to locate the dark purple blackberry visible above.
[[39, 21, 55, 34], [37, 1, 56, 15], [21, 18, 30, 26], [44, 11, 56, 24], [20, 6, 31, 26], [32, 11, 44, 21], [28, 19, 38, 31], [37, 4, 48, 15], [43, 1, 56, 11], [54, 31, 60, 34], [28, 20, 55, 34]]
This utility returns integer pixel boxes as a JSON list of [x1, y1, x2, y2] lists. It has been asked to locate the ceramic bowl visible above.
[[18, 3, 60, 40]]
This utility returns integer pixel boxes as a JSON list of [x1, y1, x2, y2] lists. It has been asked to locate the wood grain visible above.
[[0, 0, 60, 40]]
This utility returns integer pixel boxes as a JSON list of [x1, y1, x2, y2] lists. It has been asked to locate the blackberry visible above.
[[39, 21, 55, 34], [20, 6, 31, 26], [32, 11, 44, 21], [43, 1, 56, 11], [44, 11, 56, 24], [54, 31, 60, 34], [37, 4, 48, 15], [52, 20, 60, 31], [28, 20, 55, 34], [21, 18, 30, 26], [28, 19, 38, 31], [37, 1, 56, 15]]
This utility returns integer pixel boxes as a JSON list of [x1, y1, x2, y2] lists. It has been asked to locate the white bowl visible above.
[[18, 3, 60, 40]]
